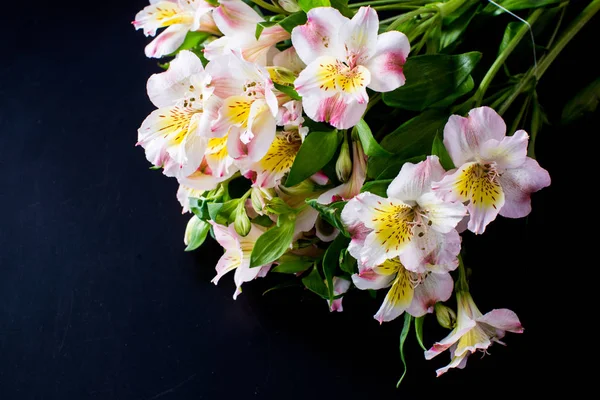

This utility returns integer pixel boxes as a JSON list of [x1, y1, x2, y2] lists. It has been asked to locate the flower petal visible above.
[[246, 102, 277, 162], [272, 46, 306, 74], [498, 157, 551, 218], [424, 319, 476, 360], [134, 1, 186, 36], [387, 156, 446, 203], [291, 7, 347, 65], [434, 351, 470, 377], [374, 267, 414, 323], [212, 0, 263, 37], [351, 267, 396, 290], [338, 6, 379, 64], [406, 271, 454, 317], [444, 106, 507, 166], [400, 227, 461, 273], [365, 31, 410, 92], [479, 129, 529, 170], [418, 192, 467, 234], [433, 162, 505, 235], [477, 309, 524, 333], [144, 24, 189, 59], [302, 92, 367, 129], [253, 131, 302, 188]]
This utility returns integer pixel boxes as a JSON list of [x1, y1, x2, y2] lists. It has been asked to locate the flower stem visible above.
[[385, 7, 436, 32], [350, 0, 435, 8], [498, 0, 600, 115], [472, 8, 544, 107], [455, 254, 469, 293], [250, 0, 286, 14]]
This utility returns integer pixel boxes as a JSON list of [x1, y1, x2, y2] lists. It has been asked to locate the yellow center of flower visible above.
[[453, 163, 504, 209], [371, 201, 415, 254], [316, 61, 369, 94], [153, 4, 193, 27], [259, 132, 302, 173], [156, 107, 198, 144]]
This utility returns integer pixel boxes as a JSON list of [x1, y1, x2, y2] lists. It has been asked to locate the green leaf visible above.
[[189, 197, 211, 220], [184, 218, 211, 252], [263, 280, 301, 295], [167, 31, 210, 56], [360, 179, 392, 197], [429, 75, 475, 109], [323, 234, 350, 299], [250, 214, 296, 268], [483, 0, 563, 16], [382, 52, 482, 111], [285, 130, 341, 187], [330, 0, 353, 17], [252, 214, 275, 227], [255, 21, 278, 40], [498, 21, 521, 57], [305, 199, 348, 236], [272, 259, 313, 273], [208, 200, 239, 225], [149, 165, 162, 170], [440, 2, 479, 49], [301, 265, 330, 299], [431, 133, 455, 170], [298, 0, 330, 13], [339, 250, 357, 275], [414, 316, 427, 351], [367, 109, 449, 179], [561, 77, 600, 125], [273, 82, 302, 101], [354, 119, 393, 157], [265, 197, 295, 215], [396, 313, 412, 388], [373, 155, 427, 180], [279, 11, 308, 33]]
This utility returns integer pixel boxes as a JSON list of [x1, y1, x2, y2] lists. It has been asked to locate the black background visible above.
[[1, 1, 595, 398]]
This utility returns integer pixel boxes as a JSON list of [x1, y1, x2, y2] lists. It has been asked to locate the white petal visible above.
[[339, 6, 379, 64], [387, 156, 446, 203], [479, 129, 529, 170], [498, 157, 550, 218], [365, 31, 410, 92], [406, 271, 454, 317], [144, 24, 189, 59], [291, 7, 347, 64], [212, 0, 263, 37]]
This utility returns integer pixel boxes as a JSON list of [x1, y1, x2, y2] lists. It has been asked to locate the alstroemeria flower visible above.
[[137, 50, 222, 179], [353, 258, 453, 323], [318, 139, 366, 204], [205, 0, 290, 65], [292, 6, 410, 129], [207, 51, 279, 164], [133, 0, 219, 58], [250, 129, 303, 189], [433, 106, 551, 234], [425, 291, 524, 376], [211, 221, 272, 299], [341, 156, 466, 271], [328, 277, 351, 312]]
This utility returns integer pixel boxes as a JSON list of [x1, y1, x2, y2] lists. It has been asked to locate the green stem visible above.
[[372, 4, 421, 11], [250, 0, 285, 14], [386, 7, 436, 32], [499, 0, 600, 115], [455, 254, 469, 293], [473, 8, 543, 106], [350, 0, 434, 8]]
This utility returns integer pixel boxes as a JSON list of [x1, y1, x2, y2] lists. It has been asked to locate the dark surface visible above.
[[0, 1, 594, 398]]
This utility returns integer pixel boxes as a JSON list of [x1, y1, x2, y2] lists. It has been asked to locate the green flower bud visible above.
[[336, 133, 352, 183], [184, 216, 210, 252], [251, 186, 276, 214], [435, 303, 457, 329], [277, 0, 301, 13], [234, 203, 251, 237]]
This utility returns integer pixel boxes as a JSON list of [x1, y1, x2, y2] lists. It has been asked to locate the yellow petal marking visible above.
[[223, 96, 253, 128], [259, 133, 302, 174], [316, 61, 368, 94], [156, 107, 197, 145], [371, 201, 415, 254], [453, 163, 504, 210], [386, 265, 414, 308]]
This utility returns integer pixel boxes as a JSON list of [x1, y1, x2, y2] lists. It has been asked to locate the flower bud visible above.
[[435, 303, 457, 329], [234, 203, 251, 237], [335, 134, 352, 183], [184, 216, 210, 251], [251, 186, 276, 214], [277, 0, 301, 13], [278, 178, 316, 196]]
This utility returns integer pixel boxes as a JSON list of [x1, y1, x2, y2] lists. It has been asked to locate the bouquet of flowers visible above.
[[133, 0, 598, 383]]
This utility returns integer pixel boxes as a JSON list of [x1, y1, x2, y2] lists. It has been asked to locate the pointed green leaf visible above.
[[279, 11, 308, 33], [167, 31, 211, 57], [273, 82, 302, 100], [354, 119, 393, 157], [323, 234, 350, 299], [250, 214, 296, 268], [382, 52, 482, 111], [483, 0, 563, 16], [339, 250, 357, 275], [272, 259, 314, 274], [360, 179, 392, 197], [431, 133, 455, 170], [301, 265, 330, 299], [397, 313, 412, 388], [562, 77, 600, 125], [305, 199, 348, 236], [414, 316, 427, 351], [298, 0, 330, 13], [330, 0, 353, 17], [285, 129, 341, 187]]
